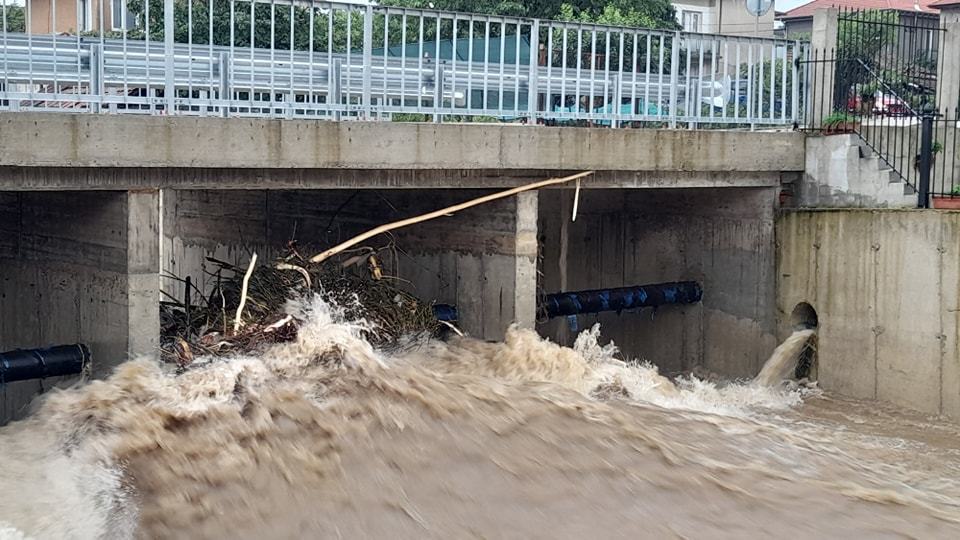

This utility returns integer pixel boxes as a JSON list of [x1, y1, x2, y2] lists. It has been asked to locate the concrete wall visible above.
[[538, 187, 778, 377], [799, 134, 916, 208], [162, 189, 536, 340], [0, 190, 159, 424], [0, 114, 804, 177], [778, 210, 960, 417]]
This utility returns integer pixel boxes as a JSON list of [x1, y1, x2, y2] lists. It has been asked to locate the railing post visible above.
[[809, 8, 838, 127], [937, 7, 960, 113], [791, 41, 801, 126], [669, 31, 680, 129], [527, 20, 540, 124], [219, 52, 230, 118], [919, 112, 934, 208], [612, 72, 622, 128], [89, 44, 104, 113], [433, 61, 443, 123], [331, 58, 342, 121], [164, 0, 175, 114], [362, 5, 374, 119]]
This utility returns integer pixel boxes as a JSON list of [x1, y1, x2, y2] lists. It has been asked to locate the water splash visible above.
[[753, 329, 817, 387], [0, 297, 957, 538]]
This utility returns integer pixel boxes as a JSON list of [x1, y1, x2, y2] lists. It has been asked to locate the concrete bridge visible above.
[[0, 112, 804, 421], [5, 3, 960, 428]]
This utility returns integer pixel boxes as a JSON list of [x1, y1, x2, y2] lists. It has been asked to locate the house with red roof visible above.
[[778, 0, 941, 38]]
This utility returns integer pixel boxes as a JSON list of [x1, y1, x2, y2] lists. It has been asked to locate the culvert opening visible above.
[[790, 302, 819, 380]]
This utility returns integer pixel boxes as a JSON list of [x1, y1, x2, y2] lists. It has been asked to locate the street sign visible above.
[[745, 0, 774, 17]]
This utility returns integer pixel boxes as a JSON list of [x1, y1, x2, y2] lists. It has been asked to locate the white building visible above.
[[673, 0, 777, 37]]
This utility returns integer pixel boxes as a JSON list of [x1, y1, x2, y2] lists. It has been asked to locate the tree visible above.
[[381, 1, 678, 30], [556, 1, 678, 30], [122, 0, 678, 52], [1, 5, 25, 33]]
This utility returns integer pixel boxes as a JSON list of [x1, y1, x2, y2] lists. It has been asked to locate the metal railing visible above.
[[800, 8, 946, 203], [0, 0, 804, 127]]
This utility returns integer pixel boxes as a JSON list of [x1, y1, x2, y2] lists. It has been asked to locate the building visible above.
[[673, 0, 777, 37], [28, 0, 135, 35], [778, 0, 941, 39]]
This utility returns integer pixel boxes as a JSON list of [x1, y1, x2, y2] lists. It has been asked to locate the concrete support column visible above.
[[937, 6, 960, 114], [1, 190, 161, 422], [125, 190, 161, 364], [513, 191, 539, 331], [810, 8, 839, 124]]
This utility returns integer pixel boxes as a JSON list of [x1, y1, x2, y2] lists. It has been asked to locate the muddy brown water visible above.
[[1, 298, 958, 539]]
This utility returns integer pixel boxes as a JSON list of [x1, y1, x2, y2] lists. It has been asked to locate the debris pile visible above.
[[160, 246, 440, 367], [158, 171, 596, 367]]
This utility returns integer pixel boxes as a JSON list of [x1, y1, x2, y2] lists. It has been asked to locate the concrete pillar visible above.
[[125, 190, 161, 364], [936, 4, 960, 114], [0, 192, 159, 369], [513, 191, 539, 331], [0, 190, 160, 422], [810, 8, 839, 124]]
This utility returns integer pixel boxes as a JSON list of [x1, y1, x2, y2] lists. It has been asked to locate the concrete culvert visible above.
[[790, 302, 819, 380]]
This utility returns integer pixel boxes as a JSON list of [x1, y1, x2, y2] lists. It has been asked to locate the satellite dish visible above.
[[745, 0, 774, 17]]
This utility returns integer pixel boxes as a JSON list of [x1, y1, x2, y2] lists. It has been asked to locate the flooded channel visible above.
[[1, 296, 958, 539]]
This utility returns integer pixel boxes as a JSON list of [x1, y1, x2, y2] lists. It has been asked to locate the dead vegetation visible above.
[[160, 242, 440, 367], [159, 172, 594, 367]]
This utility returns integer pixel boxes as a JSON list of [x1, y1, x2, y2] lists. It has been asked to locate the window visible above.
[[78, 0, 93, 32], [111, 0, 136, 31], [682, 10, 702, 33]]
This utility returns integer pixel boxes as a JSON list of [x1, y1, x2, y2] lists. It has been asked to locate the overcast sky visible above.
[[777, 0, 815, 13]]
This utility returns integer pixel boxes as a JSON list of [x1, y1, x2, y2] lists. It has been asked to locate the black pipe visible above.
[[542, 281, 703, 319], [0, 344, 90, 384], [433, 304, 459, 322]]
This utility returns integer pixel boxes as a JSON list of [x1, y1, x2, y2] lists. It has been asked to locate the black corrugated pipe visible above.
[[0, 344, 90, 384], [542, 281, 703, 319], [432, 304, 459, 322]]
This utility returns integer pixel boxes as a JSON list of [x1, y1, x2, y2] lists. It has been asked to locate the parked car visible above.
[[874, 92, 912, 117]]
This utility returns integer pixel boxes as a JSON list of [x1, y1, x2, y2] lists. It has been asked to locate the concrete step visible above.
[[860, 155, 896, 173]]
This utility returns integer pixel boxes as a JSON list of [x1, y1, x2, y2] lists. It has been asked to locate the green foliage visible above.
[[1, 5, 25, 33], [838, 10, 899, 62], [822, 111, 856, 128], [556, 1, 678, 30], [126, 0, 364, 50], [380, 1, 531, 17], [858, 82, 878, 99], [382, 0, 678, 29], [119, 0, 679, 52]]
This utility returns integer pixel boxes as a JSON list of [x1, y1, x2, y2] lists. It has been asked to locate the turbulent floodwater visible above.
[[2, 297, 960, 539]]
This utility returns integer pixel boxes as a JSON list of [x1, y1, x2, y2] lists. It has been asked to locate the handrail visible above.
[[0, 0, 804, 127]]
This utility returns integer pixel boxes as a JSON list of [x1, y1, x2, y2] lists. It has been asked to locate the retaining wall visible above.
[[778, 209, 960, 417]]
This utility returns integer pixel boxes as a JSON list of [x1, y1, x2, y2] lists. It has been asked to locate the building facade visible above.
[[28, 0, 135, 35], [674, 0, 777, 37]]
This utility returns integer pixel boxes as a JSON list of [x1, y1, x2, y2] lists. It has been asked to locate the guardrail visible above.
[[0, 0, 805, 127]]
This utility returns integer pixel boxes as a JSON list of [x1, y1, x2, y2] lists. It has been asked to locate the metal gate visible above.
[[802, 8, 946, 205]]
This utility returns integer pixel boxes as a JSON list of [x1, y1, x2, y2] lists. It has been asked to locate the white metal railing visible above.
[[0, 0, 805, 127]]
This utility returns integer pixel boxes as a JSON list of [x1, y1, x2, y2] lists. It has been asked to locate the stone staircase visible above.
[[797, 133, 917, 209]]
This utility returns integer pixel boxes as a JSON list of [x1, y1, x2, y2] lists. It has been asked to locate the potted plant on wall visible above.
[[914, 141, 943, 176], [821, 112, 858, 135], [933, 183, 960, 210]]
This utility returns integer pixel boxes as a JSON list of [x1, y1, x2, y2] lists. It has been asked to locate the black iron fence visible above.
[[801, 8, 948, 206], [924, 108, 960, 205]]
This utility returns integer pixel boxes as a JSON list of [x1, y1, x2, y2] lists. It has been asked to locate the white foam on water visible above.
[[0, 295, 956, 538]]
